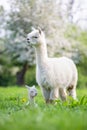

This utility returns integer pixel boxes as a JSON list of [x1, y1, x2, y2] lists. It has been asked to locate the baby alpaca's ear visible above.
[[25, 85, 30, 89]]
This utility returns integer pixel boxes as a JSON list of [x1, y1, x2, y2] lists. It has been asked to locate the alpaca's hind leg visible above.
[[59, 88, 67, 101], [41, 87, 50, 103], [67, 85, 77, 100], [67, 68, 78, 100]]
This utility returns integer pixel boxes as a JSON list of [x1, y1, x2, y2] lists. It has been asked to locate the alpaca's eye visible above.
[[31, 91, 34, 93], [33, 36, 38, 39]]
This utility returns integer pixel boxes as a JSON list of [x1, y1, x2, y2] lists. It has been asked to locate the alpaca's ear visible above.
[[25, 85, 30, 89], [33, 85, 35, 88], [31, 27, 36, 31], [38, 27, 42, 34]]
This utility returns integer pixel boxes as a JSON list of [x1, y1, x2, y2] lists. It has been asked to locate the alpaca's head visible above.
[[25, 85, 38, 98], [27, 27, 45, 47]]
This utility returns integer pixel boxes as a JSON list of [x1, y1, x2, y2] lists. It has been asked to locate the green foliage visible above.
[[0, 67, 16, 86], [0, 54, 16, 86], [0, 73, 15, 86], [77, 66, 87, 88], [25, 66, 37, 86], [0, 87, 87, 130], [77, 50, 87, 89], [0, 64, 36, 86], [64, 25, 87, 88]]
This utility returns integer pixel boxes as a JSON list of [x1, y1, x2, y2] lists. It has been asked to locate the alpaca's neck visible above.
[[35, 41, 48, 66], [29, 96, 35, 105]]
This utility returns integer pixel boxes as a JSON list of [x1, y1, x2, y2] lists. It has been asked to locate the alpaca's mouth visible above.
[[35, 93, 37, 96], [27, 40, 30, 43], [27, 39, 33, 44], [31, 93, 37, 97], [27, 38, 32, 43], [27, 40, 33, 47]]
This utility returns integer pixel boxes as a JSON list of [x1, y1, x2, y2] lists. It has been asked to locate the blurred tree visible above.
[[4, 0, 63, 85], [0, 5, 5, 53], [0, 6, 14, 86], [4, 0, 87, 86], [4, 1, 36, 85]]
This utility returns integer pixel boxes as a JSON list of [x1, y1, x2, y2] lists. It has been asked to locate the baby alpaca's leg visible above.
[[59, 88, 67, 101], [41, 87, 50, 103]]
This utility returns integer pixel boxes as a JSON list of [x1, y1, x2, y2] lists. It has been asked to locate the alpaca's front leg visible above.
[[49, 88, 59, 102], [41, 87, 50, 103]]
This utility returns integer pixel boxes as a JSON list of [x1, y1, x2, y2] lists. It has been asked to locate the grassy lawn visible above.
[[0, 87, 87, 130]]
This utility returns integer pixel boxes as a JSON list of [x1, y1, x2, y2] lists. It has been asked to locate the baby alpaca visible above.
[[25, 85, 38, 106], [27, 27, 78, 103]]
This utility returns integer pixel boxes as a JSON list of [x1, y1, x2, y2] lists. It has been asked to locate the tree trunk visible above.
[[16, 62, 28, 86]]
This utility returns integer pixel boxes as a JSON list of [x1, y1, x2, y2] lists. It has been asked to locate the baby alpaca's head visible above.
[[25, 85, 37, 98]]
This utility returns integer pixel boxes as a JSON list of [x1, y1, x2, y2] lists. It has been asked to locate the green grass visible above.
[[0, 87, 87, 130]]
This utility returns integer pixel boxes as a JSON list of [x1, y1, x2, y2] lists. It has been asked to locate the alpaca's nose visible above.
[[27, 38, 30, 42], [27, 38, 29, 40]]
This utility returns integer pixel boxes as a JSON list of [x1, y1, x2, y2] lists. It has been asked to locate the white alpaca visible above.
[[25, 85, 38, 106], [27, 27, 78, 103]]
